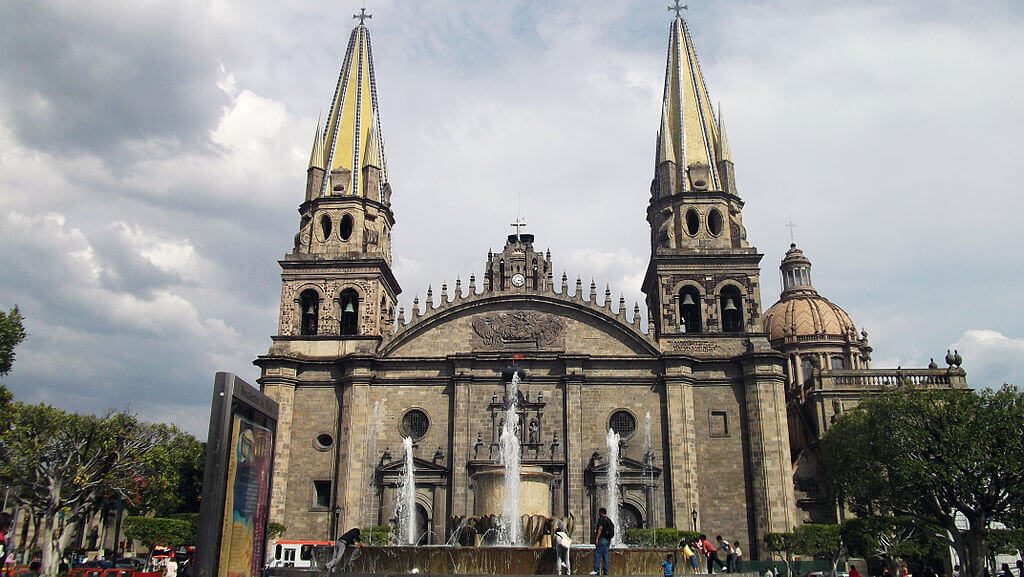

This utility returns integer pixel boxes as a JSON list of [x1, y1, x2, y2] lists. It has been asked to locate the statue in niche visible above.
[[364, 219, 380, 251], [528, 419, 540, 444]]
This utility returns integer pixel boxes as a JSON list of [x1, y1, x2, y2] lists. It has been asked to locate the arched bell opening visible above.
[[299, 290, 320, 336], [720, 285, 743, 333], [678, 286, 702, 334], [339, 289, 360, 336]]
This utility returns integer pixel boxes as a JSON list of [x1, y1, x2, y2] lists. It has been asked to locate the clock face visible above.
[[511, 273, 526, 287]]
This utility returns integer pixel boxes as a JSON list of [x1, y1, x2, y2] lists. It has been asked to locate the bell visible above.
[[723, 298, 738, 312], [681, 293, 696, 306], [343, 301, 356, 314], [304, 304, 316, 316]]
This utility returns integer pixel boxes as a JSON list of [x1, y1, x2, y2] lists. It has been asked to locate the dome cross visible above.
[[668, 0, 688, 18]]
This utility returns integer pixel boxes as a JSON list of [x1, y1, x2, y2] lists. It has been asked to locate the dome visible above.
[[762, 294, 857, 342], [760, 243, 859, 342]]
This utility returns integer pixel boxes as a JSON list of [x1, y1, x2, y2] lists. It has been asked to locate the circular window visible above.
[[707, 208, 723, 236], [320, 214, 333, 240], [339, 213, 354, 241], [314, 433, 334, 451], [685, 208, 700, 236], [609, 410, 637, 440], [401, 409, 430, 440]]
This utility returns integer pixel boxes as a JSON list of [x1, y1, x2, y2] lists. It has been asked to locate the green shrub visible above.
[[360, 525, 392, 546], [623, 528, 702, 548]]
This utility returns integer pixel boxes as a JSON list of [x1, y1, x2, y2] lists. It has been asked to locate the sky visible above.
[[1, 0, 1022, 439]]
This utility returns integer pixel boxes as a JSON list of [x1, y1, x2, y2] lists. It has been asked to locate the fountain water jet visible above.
[[605, 428, 622, 547], [397, 436, 417, 545], [497, 370, 522, 545]]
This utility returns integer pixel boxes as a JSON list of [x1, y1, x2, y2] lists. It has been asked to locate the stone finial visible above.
[[413, 295, 421, 317], [945, 349, 955, 366], [619, 294, 626, 315], [469, 273, 477, 294], [634, 302, 641, 326], [953, 349, 962, 367], [604, 285, 612, 308], [575, 276, 583, 298], [561, 272, 569, 294], [589, 279, 597, 302], [426, 285, 434, 309], [455, 277, 462, 298], [441, 281, 449, 303], [397, 306, 406, 326]]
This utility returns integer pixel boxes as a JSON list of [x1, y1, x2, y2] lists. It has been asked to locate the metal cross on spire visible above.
[[353, 7, 372, 25], [510, 216, 527, 240], [668, 0, 688, 18], [786, 218, 798, 244]]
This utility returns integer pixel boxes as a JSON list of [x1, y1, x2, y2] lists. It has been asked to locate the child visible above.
[[681, 541, 699, 573], [662, 553, 675, 577]]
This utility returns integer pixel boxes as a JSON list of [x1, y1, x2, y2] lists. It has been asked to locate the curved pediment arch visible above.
[[380, 294, 658, 358]]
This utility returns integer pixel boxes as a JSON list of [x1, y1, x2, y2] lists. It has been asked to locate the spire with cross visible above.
[[510, 216, 527, 241], [353, 7, 371, 25], [668, 0, 688, 18], [786, 218, 798, 244]]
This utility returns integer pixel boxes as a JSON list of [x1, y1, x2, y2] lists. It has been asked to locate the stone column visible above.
[[260, 377, 296, 526], [663, 362, 699, 528], [336, 358, 374, 533], [562, 356, 586, 534], [741, 345, 797, 559], [449, 357, 473, 526], [432, 484, 446, 544]]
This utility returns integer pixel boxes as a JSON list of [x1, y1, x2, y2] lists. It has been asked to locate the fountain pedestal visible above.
[[471, 465, 554, 518]]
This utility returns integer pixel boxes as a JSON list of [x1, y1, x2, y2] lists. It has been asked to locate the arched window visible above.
[[801, 357, 816, 386], [678, 286, 702, 334], [499, 260, 506, 290], [619, 503, 643, 532], [299, 290, 319, 336], [720, 286, 743, 333], [830, 356, 846, 370], [339, 289, 359, 336]]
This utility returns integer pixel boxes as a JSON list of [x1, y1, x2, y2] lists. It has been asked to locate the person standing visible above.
[[590, 507, 614, 576], [697, 534, 722, 574], [165, 554, 178, 577], [850, 565, 862, 577], [662, 553, 675, 577], [716, 536, 733, 573], [325, 528, 361, 572], [553, 524, 572, 576], [732, 541, 743, 573]]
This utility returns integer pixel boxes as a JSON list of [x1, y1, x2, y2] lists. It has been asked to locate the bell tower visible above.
[[641, 15, 764, 340], [280, 18, 400, 342]]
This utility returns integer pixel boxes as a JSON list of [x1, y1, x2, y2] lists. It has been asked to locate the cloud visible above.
[[1, 0, 1023, 438], [950, 330, 1024, 389]]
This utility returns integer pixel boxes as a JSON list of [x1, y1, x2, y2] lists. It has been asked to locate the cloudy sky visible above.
[[2, 0, 1022, 439]]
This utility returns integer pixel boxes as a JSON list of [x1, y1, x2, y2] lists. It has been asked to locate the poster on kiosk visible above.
[[196, 373, 278, 577]]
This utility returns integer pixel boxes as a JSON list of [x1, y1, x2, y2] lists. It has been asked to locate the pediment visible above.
[[377, 456, 449, 474], [380, 295, 658, 358]]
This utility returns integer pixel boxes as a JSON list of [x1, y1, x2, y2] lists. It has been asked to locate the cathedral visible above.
[[254, 12, 966, 558]]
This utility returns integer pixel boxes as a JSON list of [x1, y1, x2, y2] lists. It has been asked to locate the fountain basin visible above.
[[471, 465, 554, 518]]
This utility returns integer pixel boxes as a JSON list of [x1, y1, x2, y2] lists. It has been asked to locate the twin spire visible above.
[[307, 11, 729, 203], [655, 14, 733, 194], [308, 18, 389, 203]]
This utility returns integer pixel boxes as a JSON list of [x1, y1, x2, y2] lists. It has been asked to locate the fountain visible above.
[[605, 428, 622, 547], [396, 436, 416, 545], [499, 369, 522, 544]]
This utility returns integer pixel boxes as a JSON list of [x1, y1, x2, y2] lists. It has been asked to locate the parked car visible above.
[[113, 558, 146, 571]]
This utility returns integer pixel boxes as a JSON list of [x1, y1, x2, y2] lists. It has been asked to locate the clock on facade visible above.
[[511, 273, 526, 287]]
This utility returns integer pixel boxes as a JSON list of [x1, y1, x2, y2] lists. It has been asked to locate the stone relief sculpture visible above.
[[472, 311, 565, 350], [657, 207, 675, 249], [364, 220, 380, 251]]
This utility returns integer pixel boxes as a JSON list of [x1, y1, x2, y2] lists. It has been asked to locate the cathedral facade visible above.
[[255, 13, 965, 558]]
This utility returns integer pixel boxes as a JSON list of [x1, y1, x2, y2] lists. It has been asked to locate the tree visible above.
[[842, 516, 937, 577], [0, 306, 26, 377], [765, 531, 800, 577], [0, 404, 185, 575], [795, 524, 845, 577], [123, 516, 193, 552], [822, 385, 1024, 577], [268, 522, 286, 541]]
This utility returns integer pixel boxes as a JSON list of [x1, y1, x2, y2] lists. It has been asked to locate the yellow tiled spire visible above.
[[716, 103, 732, 163], [657, 16, 722, 192], [315, 21, 389, 201], [308, 112, 324, 170]]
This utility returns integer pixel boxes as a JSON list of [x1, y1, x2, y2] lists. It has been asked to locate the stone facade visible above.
[[252, 13, 963, 561]]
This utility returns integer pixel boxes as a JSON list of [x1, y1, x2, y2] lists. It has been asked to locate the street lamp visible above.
[[691, 508, 698, 531]]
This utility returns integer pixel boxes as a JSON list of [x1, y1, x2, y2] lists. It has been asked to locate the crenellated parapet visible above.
[[387, 269, 652, 347]]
